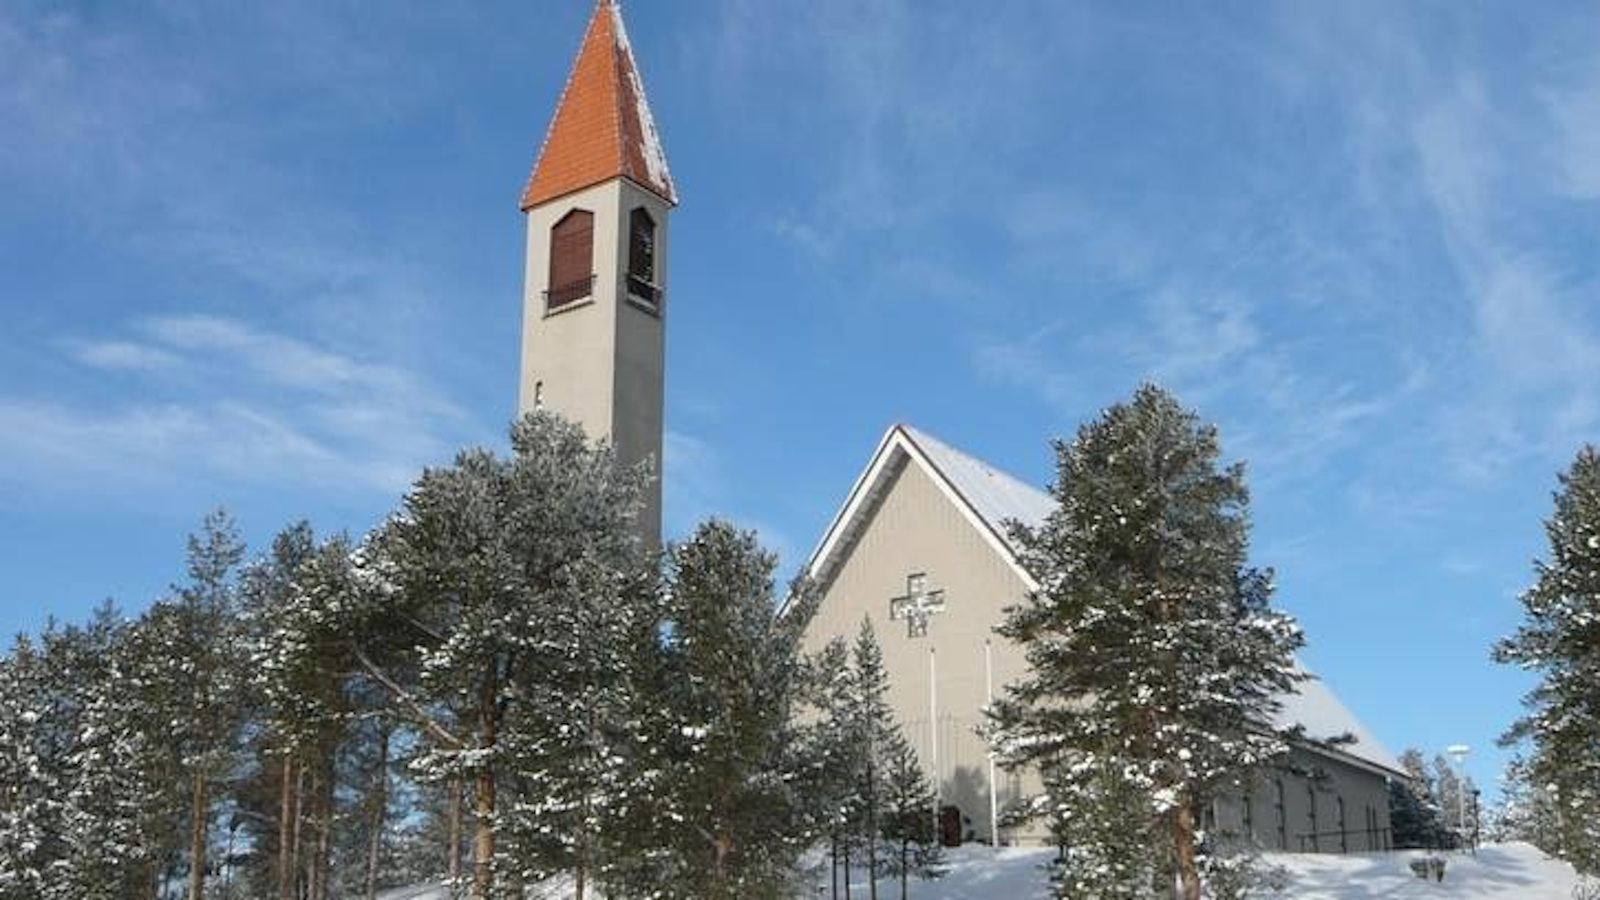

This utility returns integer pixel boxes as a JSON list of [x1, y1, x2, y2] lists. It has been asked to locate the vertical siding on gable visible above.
[[801, 453, 1041, 843]]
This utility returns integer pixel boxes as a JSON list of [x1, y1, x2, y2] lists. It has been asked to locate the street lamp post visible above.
[[1446, 744, 1470, 852]]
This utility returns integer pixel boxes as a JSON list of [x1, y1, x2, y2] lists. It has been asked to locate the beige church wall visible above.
[[802, 451, 1046, 844]]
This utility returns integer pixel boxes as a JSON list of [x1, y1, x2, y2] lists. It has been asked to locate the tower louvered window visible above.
[[627, 207, 658, 306], [548, 209, 595, 310]]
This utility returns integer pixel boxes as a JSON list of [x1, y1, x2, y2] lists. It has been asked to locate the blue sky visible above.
[[3, 0, 1598, 799]]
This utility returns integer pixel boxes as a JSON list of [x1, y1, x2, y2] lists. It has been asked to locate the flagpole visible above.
[[986, 638, 999, 847], [930, 646, 939, 842]]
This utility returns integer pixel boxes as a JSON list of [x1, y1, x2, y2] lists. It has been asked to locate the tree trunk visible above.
[[831, 835, 839, 900], [316, 761, 334, 900], [1173, 800, 1201, 900], [306, 767, 321, 900], [867, 764, 879, 900], [900, 837, 910, 900], [188, 769, 210, 900], [279, 756, 297, 900], [843, 835, 852, 898], [448, 776, 463, 883], [366, 727, 390, 900], [293, 764, 307, 900], [471, 674, 498, 900]]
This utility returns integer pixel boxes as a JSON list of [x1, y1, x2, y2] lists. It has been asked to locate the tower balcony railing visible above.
[[545, 274, 596, 310], [627, 273, 662, 307]]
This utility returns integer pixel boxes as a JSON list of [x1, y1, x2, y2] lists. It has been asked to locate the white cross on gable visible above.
[[889, 572, 946, 638]]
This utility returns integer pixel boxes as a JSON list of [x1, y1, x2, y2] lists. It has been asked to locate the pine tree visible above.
[[799, 636, 864, 899], [1493, 445, 1600, 875], [355, 411, 652, 899], [644, 520, 813, 898], [252, 529, 363, 900], [845, 618, 933, 900], [1430, 754, 1478, 848], [986, 384, 1304, 900], [1388, 748, 1445, 849], [0, 636, 57, 900], [1487, 756, 1563, 851], [880, 737, 942, 899], [49, 603, 162, 900], [168, 508, 249, 900], [236, 522, 320, 900]]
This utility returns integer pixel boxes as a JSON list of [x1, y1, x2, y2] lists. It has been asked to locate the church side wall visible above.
[[1212, 748, 1395, 854]]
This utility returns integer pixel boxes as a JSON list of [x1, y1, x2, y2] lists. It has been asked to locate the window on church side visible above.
[[1337, 796, 1347, 853], [1274, 779, 1287, 850], [627, 207, 658, 306], [547, 209, 595, 310], [1307, 784, 1320, 852]]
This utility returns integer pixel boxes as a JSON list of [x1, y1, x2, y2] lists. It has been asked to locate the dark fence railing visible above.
[[545, 274, 596, 309], [1296, 826, 1391, 853], [627, 273, 661, 306]]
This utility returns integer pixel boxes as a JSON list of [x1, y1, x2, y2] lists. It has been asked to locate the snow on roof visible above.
[[519, 0, 677, 210], [897, 424, 1405, 778], [900, 425, 1056, 545], [1275, 663, 1404, 775]]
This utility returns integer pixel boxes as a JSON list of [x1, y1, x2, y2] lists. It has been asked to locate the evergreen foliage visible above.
[[1493, 445, 1600, 875], [985, 384, 1305, 900], [879, 734, 942, 899], [1388, 749, 1448, 849], [646, 519, 814, 898]]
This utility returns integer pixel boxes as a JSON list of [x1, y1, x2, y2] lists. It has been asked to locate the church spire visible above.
[[520, 0, 677, 211]]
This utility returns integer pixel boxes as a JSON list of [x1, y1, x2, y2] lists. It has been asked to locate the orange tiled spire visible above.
[[520, 0, 677, 210]]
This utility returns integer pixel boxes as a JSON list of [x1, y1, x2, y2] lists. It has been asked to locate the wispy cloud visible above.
[[0, 315, 468, 501]]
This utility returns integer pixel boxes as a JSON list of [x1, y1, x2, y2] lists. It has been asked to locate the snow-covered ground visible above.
[[806, 842, 1591, 899], [381, 842, 1591, 898]]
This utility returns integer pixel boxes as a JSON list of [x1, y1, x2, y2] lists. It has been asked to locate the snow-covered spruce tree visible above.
[[1487, 755, 1564, 851], [253, 529, 367, 900], [1429, 753, 1478, 848], [1388, 749, 1445, 849], [175, 509, 249, 900], [645, 520, 814, 898], [879, 733, 942, 900], [799, 636, 865, 899], [844, 618, 932, 900], [357, 411, 653, 900], [986, 384, 1304, 900], [1493, 445, 1600, 876], [119, 510, 249, 900], [48, 603, 163, 900], [236, 521, 318, 900], [0, 635, 58, 900]]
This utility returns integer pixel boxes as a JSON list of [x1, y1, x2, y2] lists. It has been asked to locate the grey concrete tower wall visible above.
[[518, 177, 670, 549]]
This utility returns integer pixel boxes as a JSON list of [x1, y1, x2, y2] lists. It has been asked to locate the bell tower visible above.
[[518, 0, 676, 548]]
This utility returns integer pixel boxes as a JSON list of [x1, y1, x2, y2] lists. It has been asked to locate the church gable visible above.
[[800, 444, 1031, 660]]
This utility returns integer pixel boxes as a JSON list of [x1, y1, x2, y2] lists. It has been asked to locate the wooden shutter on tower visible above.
[[548, 210, 595, 309]]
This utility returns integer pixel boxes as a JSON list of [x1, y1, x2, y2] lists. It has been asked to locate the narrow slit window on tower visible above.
[[547, 209, 595, 310], [627, 207, 658, 306]]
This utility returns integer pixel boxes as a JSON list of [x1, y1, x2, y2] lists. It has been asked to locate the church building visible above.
[[790, 424, 1408, 850], [517, 0, 1407, 855]]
